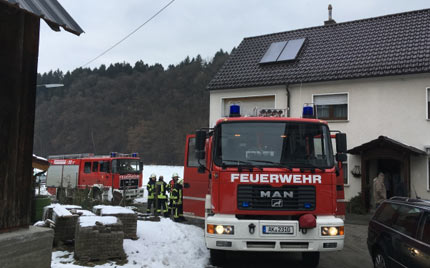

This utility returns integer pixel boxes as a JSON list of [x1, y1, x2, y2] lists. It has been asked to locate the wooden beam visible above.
[[0, 2, 40, 230]]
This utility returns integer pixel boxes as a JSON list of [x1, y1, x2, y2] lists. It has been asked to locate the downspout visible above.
[[286, 84, 290, 117]]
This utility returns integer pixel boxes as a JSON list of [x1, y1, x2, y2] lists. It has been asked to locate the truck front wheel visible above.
[[210, 249, 226, 266], [302, 252, 320, 267]]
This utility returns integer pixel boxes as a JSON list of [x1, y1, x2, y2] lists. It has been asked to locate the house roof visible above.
[[347, 136, 427, 156], [2, 0, 83, 35], [208, 8, 430, 90]]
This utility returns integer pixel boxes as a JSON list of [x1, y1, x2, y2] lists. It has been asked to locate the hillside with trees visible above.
[[34, 50, 230, 165]]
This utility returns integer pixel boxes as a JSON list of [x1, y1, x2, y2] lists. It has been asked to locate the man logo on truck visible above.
[[260, 190, 294, 199], [271, 199, 283, 207]]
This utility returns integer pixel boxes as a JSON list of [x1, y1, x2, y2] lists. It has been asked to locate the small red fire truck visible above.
[[46, 152, 144, 201], [183, 105, 347, 267]]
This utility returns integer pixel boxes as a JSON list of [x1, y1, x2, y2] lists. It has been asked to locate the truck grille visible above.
[[237, 185, 315, 211], [120, 179, 139, 189]]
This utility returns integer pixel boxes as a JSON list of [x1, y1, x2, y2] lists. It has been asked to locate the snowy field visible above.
[[52, 218, 209, 268], [135, 165, 184, 203]]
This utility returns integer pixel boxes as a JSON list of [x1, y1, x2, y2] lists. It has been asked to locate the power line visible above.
[[81, 0, 176, 68]]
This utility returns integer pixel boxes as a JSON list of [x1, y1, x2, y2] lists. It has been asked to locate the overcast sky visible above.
[[37, 0, 430, 73]]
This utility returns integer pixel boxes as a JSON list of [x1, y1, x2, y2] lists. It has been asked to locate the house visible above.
[[0, 1, 82, 267], [207, 7, 430, 210]]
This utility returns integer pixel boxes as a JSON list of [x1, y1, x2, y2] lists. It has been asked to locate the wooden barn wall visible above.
[[0, 3, 40, 230]]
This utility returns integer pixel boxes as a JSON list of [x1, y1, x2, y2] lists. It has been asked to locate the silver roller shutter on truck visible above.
[[46, 165, 79, 188]]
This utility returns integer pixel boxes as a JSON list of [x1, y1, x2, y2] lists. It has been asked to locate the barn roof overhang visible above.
[[2, 0, 83, 35]]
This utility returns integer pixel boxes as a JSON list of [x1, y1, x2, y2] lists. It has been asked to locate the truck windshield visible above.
[[214, 122, 334, 169], [114, 159, 141, 174]]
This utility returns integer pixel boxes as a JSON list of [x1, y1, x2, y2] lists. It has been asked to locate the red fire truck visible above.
[[183, 105, 347, 267], [46, 152, 144, 201]]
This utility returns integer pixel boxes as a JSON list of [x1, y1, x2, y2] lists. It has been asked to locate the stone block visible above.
[[0, 226, 54, 268]]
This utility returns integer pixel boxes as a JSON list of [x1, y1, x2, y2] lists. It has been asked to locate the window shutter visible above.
[[314, 94, 347, 105]]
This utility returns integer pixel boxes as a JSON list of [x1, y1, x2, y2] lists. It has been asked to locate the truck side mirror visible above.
[[139, 161, 143, 172], [335, 133, 347, 153], [195, 130, 207, 160], [336, 153, 347, 163]]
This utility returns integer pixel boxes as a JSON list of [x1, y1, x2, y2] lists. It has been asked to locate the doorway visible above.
[[368, 158, 406, 208]]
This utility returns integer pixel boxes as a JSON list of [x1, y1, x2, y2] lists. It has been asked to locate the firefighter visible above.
[[177, 177, 185, 221], [155, 175, 169, 217], [168, 173, 179, 215], [170, 175, 184, 221], [146, 173, 157, 214]]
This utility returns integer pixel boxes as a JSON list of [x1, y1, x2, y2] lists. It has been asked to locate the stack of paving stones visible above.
[[74, 216, 125, 262], [93, 205, 138, 239], [43, 204, 81, 245]]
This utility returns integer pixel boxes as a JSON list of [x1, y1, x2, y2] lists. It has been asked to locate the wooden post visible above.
[[0, 3, 40, 230]]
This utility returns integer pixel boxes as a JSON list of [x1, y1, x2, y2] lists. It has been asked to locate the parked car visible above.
[[367, 197, 430, 268]]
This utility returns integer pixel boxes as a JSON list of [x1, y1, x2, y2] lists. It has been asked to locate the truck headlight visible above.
[[207, 224, 234, 235], [321, 226, 344, 236]]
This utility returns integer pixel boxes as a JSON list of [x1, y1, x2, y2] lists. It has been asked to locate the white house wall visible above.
[[288, 73, 430, 200], [209, 73, 430, 200]]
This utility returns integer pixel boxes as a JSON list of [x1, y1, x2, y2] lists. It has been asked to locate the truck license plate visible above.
[[263, 225, 294, 234]]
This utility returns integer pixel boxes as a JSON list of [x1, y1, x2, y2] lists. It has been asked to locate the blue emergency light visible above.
[[304, 203, 312, 209], [229, 104, 241, 117], [111, 152, 117, 157], [132, 153, 138, 157], [242, 201, 249, 207], [302, 104, 315, 119]]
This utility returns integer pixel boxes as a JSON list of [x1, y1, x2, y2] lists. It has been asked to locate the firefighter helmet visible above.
[[172, 172, 179, 178], [150, 173, 156, 179]]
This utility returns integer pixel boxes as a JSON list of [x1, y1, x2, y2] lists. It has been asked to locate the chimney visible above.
[[324, 4, 336, 25]]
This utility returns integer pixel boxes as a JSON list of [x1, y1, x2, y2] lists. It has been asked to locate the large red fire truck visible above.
[[183, 105, 347, 267], [46, 152, 144, 201]]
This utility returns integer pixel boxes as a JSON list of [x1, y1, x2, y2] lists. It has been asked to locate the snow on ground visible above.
[[51, 218, 209, 268], [134, 165, 184, 203]]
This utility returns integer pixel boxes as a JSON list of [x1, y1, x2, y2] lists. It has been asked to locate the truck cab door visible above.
[[183, 134, 209, 219], [332, 135, 346, 217]]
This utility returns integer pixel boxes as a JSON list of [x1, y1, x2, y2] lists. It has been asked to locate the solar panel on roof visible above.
[[277, 38, 306, 62], [259, 41, 287, 64]]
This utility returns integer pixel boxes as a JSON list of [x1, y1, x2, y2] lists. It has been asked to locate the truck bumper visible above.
[[205, 214, 344, 252], [120, 188, 144, 199]]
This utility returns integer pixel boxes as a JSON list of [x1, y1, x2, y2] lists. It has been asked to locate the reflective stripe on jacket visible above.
[[156, 181, 168, 199]]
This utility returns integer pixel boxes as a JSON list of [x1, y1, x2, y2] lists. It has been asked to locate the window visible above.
[[374, 203, 399, 227], [92, 161, 98, 172], [428, 157, 430, 191], [314, 94, 348, 121], [187, 138, 199, 167], [392, 205, 422, 237], [214, 121, 334, 169], [419, 213, 430, 244], [427, 88, 430, 119], [222, 96, 275, 117], [84, 162, 91, 173], [100, 161, 110, 173]]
